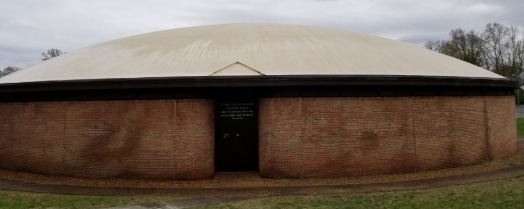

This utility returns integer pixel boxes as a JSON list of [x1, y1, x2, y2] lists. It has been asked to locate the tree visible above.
[[448, 29, 484, 67], [424, 40, 447, 52], [505, 25, 524, 83], [0, 66, 21, 77], [481, 23, 511, 77], [41, 48, 64, 61], [425, 22, 524, 80], [426, 29, 484, 67]]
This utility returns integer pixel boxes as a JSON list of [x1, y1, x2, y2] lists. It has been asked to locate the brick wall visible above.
[[259, 96, 517, 178], [0, 96, 517, 180], [0, 99, 214, 180]]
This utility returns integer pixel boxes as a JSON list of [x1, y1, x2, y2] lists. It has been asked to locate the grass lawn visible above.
[[199, 177, 524, 209], [518, 118, 524, 137], [1, 176, 523, 209], [0, 190, 179, 209]]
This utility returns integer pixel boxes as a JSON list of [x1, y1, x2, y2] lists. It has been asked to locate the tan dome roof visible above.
[[0, 23, 504, 84]]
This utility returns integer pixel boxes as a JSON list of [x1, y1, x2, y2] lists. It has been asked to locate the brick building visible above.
[[0, 23, 517, 180]]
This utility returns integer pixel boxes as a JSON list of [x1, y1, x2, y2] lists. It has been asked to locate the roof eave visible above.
[[0, 75, 517, 93]]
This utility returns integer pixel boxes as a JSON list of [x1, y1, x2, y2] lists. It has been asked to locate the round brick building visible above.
[[0, 23, 517, 180]]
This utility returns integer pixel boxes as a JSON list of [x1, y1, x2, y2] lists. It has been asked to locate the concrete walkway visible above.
[[516, 105, 524, 118], [102, 164, 524, 209], [1, 163, 524, 197], [1, 160, 524, 208]]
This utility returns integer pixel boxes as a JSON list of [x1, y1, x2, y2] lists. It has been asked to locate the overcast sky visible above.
[[1, 0, 523, 69]]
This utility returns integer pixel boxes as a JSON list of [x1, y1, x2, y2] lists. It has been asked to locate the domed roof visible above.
[[0, 23, 504, 84]]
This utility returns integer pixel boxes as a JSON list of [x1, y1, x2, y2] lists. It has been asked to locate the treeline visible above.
[[0, 48, 63, 78], [0, 66, 20, 77], [425, 22, 524, 83]]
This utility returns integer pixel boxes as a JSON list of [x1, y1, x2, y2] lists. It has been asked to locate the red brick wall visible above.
[[0, 96, 517, 180], [0, 99, 214, 180], [259, 96, 517, 178]]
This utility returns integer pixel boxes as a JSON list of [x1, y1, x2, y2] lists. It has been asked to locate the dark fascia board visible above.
[[0, 75, 517, 93]]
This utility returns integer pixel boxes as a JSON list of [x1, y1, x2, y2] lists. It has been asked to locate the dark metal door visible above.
[[215, 99, 258, 172]]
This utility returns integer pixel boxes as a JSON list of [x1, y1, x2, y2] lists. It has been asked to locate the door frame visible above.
[[214, 98, 259, 172]]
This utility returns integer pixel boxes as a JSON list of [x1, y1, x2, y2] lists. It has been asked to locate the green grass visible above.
[[198, 177, 524, 209], [1, 177, 524, 209], [0, 190, 178, 209], [518, 118, 524, 137]]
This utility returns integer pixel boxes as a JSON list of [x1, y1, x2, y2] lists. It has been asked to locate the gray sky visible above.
[[1, 0, 523, 68]]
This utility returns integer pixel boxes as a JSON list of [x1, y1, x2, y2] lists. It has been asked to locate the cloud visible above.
[[0, 0, 523, 68]]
